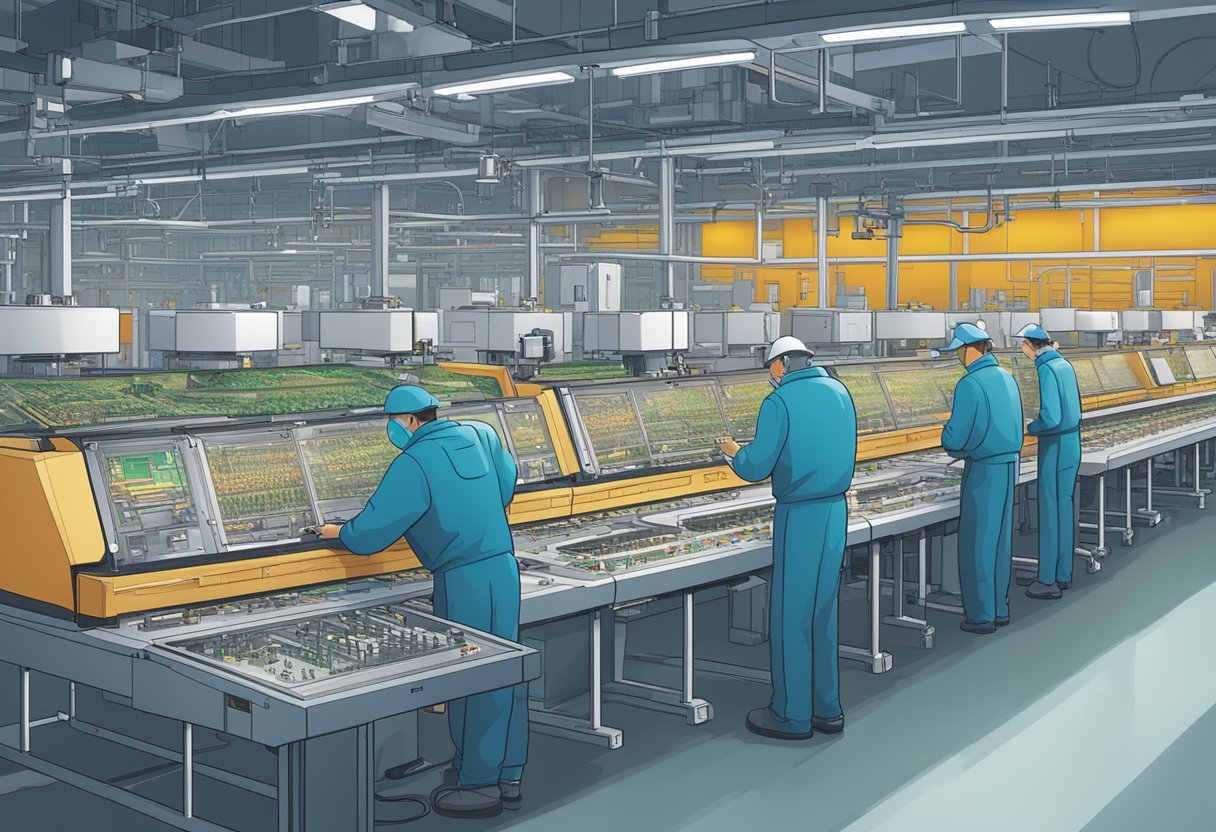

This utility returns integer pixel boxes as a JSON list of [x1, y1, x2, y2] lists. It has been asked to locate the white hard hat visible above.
[[764, 336, 814, 367]]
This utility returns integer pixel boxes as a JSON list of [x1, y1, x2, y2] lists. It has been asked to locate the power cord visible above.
[[1148, 35, 1216, 93], [374, 792, 431, 826]]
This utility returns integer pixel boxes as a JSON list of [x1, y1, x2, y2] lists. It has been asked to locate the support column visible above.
[[371, 184, 389, 299], [50, 191, 71, 298], [659, 155, 675, 298], [816, 196, 828, 308], [527, 168, 542, 302], [885, 218, 900, 310]]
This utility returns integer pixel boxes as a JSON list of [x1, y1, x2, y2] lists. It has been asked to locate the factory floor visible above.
[[3, 499, 1215, 832]]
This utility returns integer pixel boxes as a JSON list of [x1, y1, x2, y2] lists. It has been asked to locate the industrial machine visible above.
[[687, 308, 782, 371], [582, 310, 691, 374], [784, 308, 874, 357], [148, 309, 282, 370], [442, 308, 571, 365], [0, 303, 120, 375], [317, 309, 441, 364]]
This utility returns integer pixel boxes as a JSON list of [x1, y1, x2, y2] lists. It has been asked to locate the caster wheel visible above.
[[1087, 560, 1102, 574], [1122, 531, 1134, 547], [920, 627, 936, 649]]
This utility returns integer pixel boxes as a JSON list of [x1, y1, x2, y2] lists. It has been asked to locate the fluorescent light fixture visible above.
[[821, 21, 967, 43], [434, 71, 575, 97], [134, 165, 311, 186], [989, 12, 1131, 31], [610, 51, 756, 78], [320, 1, 376, 31], [222, 95, 374, 118], [281, 249, 298, 255]]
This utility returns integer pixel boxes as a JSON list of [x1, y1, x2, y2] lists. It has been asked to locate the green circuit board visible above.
[[0, 364, 502, 432]]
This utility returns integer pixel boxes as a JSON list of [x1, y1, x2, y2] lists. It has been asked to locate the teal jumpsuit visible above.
[[1027, 349, 1082, 585], [339, 419, 528, 789], [941, 354, 1024, 625], [730, 366, 858, 734]]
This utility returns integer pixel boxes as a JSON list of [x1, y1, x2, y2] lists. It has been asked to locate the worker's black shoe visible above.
[[499, 780, 522, 811], [812, 715, 844, 735], [745, 707, 813, 740], [1058, 581, 1072, 590], [432, 786, 503, 819], [1026, 581, 1062, 600], [994, 615, 1010, 627], [960, 619, 996, 634]]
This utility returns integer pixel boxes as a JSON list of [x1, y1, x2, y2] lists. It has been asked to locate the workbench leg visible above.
[[1123, 468, 1135, 546], [883, 534, 935, 649], [602, 594, 714, 725], [1135, 459, 1162, 526], [840, 543, 894, 673], [183, 723, 193, 820], [19, 667, 29, 753], [527, 610, 624, 749], [1098, 474, 1107, 557], [278, 742, 303, 832]]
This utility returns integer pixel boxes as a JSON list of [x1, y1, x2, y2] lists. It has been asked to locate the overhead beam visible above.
[[362, 104, 481, 145]]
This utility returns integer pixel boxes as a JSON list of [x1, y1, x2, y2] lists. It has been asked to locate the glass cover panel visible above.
[[502, 400, 562, 483], [879, 366, 951, 429], [103, 445, 207, 565], [718, 375, 772, 440], [635, 383, 727, 466], [1184, 346, 1216, 380], [205, 438, 315, 545], [449, 404, 507, 445], [1007, 355, 1041, 420], [834, 366, 896, 434], [1093, 354, 1142, 390], [573, 390, 649, 472], [299, 422, 396, 523], [1071, 357, 1103, 395]]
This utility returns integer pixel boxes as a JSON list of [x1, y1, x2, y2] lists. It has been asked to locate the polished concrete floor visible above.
[[2, 495, 1215, 832]]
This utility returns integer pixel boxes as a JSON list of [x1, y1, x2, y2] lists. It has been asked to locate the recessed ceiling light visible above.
[[989, 12, 1132, 31], [610, 51, 756, 78], [434, 71, 575, 97], [821, 21, 967, 44]]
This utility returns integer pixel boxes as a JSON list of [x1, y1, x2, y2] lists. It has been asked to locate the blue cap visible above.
[[943, 322, 993, 352], [384, 384, 441, 415], [1015, 323, 1050, 341]]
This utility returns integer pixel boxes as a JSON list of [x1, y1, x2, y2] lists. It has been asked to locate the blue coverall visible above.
[[339, 419, 528, 789], [1027, 349, 1082, 585], [941, 354, 1024, 625], [730, 366, 858, 734]]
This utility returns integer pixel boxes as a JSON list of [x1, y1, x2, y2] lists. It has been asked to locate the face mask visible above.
[[386, 418, 413, 449], [769, 375, 781, 390]]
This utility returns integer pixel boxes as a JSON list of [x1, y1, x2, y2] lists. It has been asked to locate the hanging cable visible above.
[[1086, 25, 1141, 90]]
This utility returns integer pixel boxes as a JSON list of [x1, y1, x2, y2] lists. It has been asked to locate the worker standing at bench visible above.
[[320, 384, 527, 819], [940, 323, 1024, 634], [718, 336, 858, 741], [1017, 323, 1083, 600]]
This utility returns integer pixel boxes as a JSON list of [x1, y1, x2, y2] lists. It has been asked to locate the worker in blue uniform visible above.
[[318, 384, 527, 819], [717, 336, 858, 740], [1017, 323, 1083, 600], [939, 323, 1024, 634]]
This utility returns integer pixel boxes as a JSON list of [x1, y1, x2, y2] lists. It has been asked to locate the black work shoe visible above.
[[1026, 581, 1062, 600], [812, 715, 844, 734], [499, 780, 522, 811], [745, 707, 813, 740], [960, 619, 996, 634], [994, 616, 1010, 627], [432, 786, 503, 819], [1058, 581, 1072, 590]]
